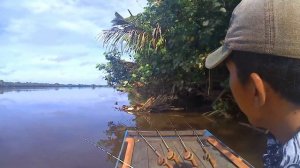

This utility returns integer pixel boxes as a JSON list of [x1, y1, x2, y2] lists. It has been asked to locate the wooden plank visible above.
[[207, 137, 252, 168], [131, 138, 149, 168], [208, 143, 237, 168], [122, 138, 135, 168], [147, 140, 159, 168]]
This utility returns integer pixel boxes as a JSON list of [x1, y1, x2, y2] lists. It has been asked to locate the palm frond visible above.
[[102, 13, 165, 53]]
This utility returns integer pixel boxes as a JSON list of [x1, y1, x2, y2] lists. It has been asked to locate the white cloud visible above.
[[0, 69, 16, 76], [0, 0, 147, 84], [4, 18, 36, 42], [22, 0, 76, 14], [56, 20, 100, 36], [23, 1, 55, 14]]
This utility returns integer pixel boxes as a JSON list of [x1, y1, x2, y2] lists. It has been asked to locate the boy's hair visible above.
[[229, 51, 300, 105]]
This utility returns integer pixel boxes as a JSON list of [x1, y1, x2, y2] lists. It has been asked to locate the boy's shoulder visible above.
[[281, 132, 300, 167], [264, 132, 300, 168]]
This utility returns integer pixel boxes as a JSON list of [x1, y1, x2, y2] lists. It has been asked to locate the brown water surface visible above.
[[0, 88, 265, 168]]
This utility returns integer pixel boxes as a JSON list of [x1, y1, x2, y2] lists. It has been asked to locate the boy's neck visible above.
[[267, 102, 300, 144]]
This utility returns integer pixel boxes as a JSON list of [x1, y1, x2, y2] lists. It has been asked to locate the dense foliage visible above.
[[97, 50, 136, 87], [99, 0, 241, 115]]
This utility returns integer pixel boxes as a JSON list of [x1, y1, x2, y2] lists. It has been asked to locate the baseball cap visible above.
[[205, 0, 300, 69]]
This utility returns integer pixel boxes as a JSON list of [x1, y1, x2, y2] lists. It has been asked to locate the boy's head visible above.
[[225, 51, 300, 127], [228, 51, 300, 106], [205, 0, 300, 128]]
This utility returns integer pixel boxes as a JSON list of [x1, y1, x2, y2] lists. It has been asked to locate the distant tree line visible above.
[[0, 80, 105, 88]]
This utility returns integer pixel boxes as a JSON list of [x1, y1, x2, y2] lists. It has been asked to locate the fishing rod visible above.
[[141, 115, 182, 166], [168, 119, 199, 168], [157, 130, 183, 166], [84, 138, 134, 168], [156, 129, 170, 150], [184, 121, 217, 168], [137, 130, 173, 168]]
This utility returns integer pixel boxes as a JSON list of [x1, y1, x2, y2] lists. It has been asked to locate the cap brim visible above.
[[205, 45, 232, 69]]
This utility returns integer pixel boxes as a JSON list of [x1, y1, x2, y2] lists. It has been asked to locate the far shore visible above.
[[0, 80, 107, 88]]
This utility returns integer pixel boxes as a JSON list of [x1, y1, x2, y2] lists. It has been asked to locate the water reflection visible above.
[[0, 88, 266, 168], [0, 86, 101, 95], [0, 87, 133, 168], [98, 121, 128, 163]]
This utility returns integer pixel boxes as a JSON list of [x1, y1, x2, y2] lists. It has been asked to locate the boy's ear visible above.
[[250, 73, 266, 106]]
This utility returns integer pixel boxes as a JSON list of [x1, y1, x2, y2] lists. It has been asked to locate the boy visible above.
[[205, 0, 300, 167]]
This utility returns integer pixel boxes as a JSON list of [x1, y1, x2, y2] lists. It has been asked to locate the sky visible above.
[[0, 0, 147, 85]]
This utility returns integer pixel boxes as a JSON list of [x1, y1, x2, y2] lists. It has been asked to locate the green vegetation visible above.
[[98, 0, 242, 117]]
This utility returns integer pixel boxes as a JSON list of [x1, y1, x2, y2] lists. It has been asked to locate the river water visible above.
[[0, 87, 266, 168]]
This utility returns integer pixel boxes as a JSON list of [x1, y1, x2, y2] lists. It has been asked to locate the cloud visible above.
[[79, 61, 95, 67], [0, 0, 147, 84], [48, 56, 75, 63], [45, 52, 89, 63], [22, 0, 65, 14], [0, 70, 16, 76], [57, 20, 98, 34], [1, 0, 146, 46]]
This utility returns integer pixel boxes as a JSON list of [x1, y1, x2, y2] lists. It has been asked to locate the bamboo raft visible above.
[[115, 130, 254, 168]]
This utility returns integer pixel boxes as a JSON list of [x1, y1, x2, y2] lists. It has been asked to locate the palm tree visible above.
[[101, 12, 163, 53]]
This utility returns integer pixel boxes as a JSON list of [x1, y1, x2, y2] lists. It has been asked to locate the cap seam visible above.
[[264, 0, 268, 53], [265, 0, 273, 54], [270, 0, 275, 52]]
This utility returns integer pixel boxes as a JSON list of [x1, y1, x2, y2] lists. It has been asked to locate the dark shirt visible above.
[[263, 132, 300, 167]]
